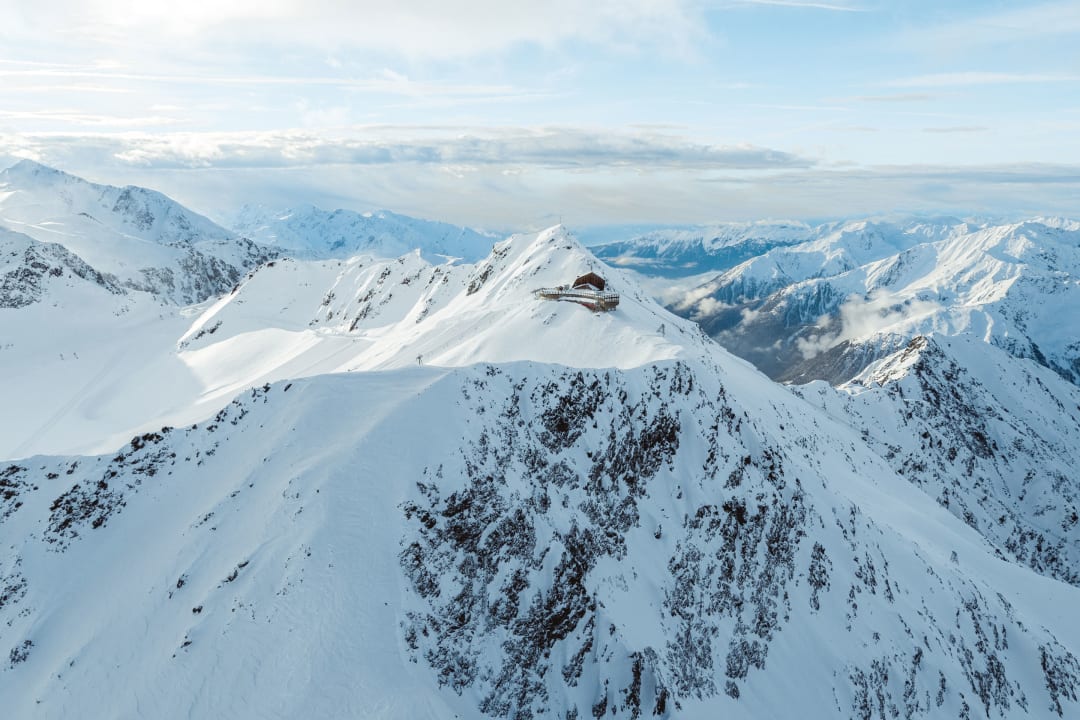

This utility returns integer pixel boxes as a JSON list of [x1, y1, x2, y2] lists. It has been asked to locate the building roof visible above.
[[572, 272, 606, 291]]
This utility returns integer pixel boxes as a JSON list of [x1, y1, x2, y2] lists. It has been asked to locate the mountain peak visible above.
[[0, 165, 273, 305], [173, 223, 709, 383], [4, 158, 55, 174], [848, 334, 933, 387], [0, 158, 79, 186]]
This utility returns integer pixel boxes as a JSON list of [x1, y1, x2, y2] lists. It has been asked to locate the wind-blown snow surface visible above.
[[3, 220, 1080, 718], [231, 203, 498, 262], [0, 160, 274, 305]]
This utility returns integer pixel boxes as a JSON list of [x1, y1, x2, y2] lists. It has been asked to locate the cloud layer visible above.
[[1, 0, 1077, 227], [1, 127, 812, 171], [4, 138, 1076, 230], [796, 291, 942, 359]]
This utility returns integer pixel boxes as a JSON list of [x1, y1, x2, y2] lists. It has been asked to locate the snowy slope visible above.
[[0, 161, 275, 304], [794, 334, 1080, 586], [3, 348, 1080, 718], [231, 203, 498, 262], [667, 217, 1080, 384], [0, 226, 703, 458], [163, 227, 710, 449], [0, 223, 199, 459], [180, 226, 698, 369], [4, 184, 1080, 720]]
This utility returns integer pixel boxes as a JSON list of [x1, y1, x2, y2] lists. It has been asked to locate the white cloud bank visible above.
[[796, 291, 941, 359], [2, 131, 1078, 228], [0, 127, 813, 171]]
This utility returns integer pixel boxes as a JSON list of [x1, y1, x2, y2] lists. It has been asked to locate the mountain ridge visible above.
[[795, 333, 1080, 586], [651, 216, 1080, 385], [0, 160, 276, 305], [4, 350, 1080, 719], [0, 223, 705, 459], [230, 202, 498, 263]]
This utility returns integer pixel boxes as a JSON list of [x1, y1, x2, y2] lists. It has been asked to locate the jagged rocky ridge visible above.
[[794, 335, 1080, 588], [2, 356, 1080, 719]]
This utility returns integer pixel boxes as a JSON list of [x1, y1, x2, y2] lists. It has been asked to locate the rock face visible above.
[[2, 354, 1079, 719], [117, 236, 275, 306], [794, 334, 1080, 588], [0, 228, 124, 309], [0, 161, 276, 305]]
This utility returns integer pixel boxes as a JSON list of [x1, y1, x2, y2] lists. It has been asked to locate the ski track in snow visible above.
[[8, 345, 126, 460]]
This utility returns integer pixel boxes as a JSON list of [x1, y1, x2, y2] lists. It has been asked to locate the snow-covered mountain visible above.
[[591, 220, 817, 278], [231, 203, 498, 262], [1, 225, 125, 309], [4, 169, 1080, 720], [178, 228, 686, 367], [795, 334, 1080, 586], [0, 225, 693, 459], [1, 162, 516, 459], [660, 217, 1080, 384], [0, 161, 275, 305], [4, 234, 1080, 718]]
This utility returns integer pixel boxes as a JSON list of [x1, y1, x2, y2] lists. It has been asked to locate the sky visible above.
[[1, 0, 1078, 229]]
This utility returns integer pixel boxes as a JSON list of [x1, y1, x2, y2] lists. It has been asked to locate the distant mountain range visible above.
[[230, 203, 497, 262], [591, 220, 817, 277], [0, 160, 274, 306], [604, 217, 1080, 386], [1, 160, 500, 306]]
